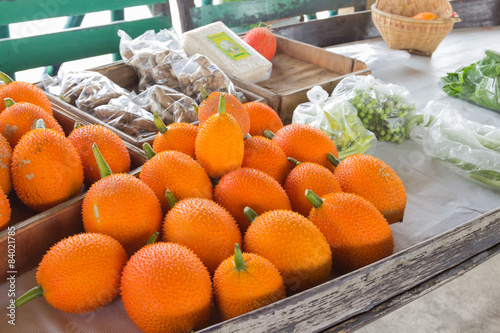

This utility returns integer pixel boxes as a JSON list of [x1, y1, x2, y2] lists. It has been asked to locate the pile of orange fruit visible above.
[[10, 77, 408, 333]]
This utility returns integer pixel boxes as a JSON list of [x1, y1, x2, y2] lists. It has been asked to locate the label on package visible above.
[[207, 32, 250, 61]]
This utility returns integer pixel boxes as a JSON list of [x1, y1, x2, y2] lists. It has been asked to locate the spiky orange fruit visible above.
[[412, 12, 439, 20], [0, 80, 52, 114], [0, 133, 12, 194], [67, 124, 131, 187], [307, 191, 394, 274], [82, 173, 163, 255], [15, 233, 127, 313], [152, 122, 198, 158], [195, 94, 244, 179], [271, 123, 339, 172], [242, 136, 289, 184], [244, 101, 283, 137], [244, 209, 332, 293], [139, 150, 213, 213], [242, 26, 277, 61], [163, 198, 241, 273], [121, 242, 212, 333], [198, 92, 250, 138], [334, 154, 406, 224], [214, 244, 286, 320], [12, 128, 83, 212], [0, 187, 10, 231], [214, 168, 292, 233], [284, 161, 342, 216]]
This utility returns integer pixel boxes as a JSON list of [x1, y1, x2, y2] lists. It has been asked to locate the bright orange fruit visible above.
[[121, 242, 212, 333], [0, 133, 12, 194], [244, 101, 283, 137], [0, 78, 52, 115], [412, 12, 439, 20], [0, 187, 10, 231], [242, 136, 289, 184], [152, 121, 198, 159]]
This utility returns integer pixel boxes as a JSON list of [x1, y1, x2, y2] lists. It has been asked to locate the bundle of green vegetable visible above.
[[442, 49, 500, 112], [331, 75, 415, 144], [407, 100, 500, 189]]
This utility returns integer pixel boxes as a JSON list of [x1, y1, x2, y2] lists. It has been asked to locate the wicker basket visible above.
[[371, 0, 460, 56]]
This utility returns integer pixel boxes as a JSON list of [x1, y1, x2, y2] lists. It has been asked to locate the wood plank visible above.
[[197, 208, 500, 332], [0, 0, 167, 26], [0, 17, 172, 73]]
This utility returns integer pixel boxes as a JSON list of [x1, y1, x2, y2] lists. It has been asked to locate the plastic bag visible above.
[[331, 75, 415, 144], [292, 86, 376, 159], [408, 100, 500, 189]]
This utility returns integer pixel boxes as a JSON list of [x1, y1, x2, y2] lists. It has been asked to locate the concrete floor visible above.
[[357, 253, 500, 333]]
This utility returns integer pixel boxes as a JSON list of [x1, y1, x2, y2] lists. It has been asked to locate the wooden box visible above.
[[229, 35, 371, 124], [0, 94, 148, 282]]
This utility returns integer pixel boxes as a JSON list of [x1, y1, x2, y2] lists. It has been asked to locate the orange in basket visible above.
[[412, 12, 439, 20]]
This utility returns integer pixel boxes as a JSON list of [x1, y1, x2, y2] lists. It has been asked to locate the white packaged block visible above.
[[182, 21, 272, 83]]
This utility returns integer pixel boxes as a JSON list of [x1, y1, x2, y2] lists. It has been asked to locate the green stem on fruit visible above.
[[35, 119, 46, 129], [4, 98, 15, 108], [92, 143, 113, 179], [73, 121, 82, 130], [244, 206, 258, 224], [327, 153, 340, 167], [200, 86, 209, 101], [0, 71, 14, 85], [143, 143, 156, 160], [59, 95, 72, 104], [153, 111, 168, 134], [287, 157, 301, 166], [234, 243, 246, 272], [305, 189, 324, 209], [165, 189, 178, 209], [15, 286, 44, 308], [263, 130, 275, 140], [147, 232, 159, 245], [218, 93, 226, 116], [193, 104, 199, 116]]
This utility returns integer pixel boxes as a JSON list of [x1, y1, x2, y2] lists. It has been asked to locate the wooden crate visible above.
[[0, 94, 147, 282], [228, 35, 371, 125]]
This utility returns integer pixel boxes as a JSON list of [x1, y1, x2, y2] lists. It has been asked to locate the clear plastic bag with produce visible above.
[[292, 86, 376, 159], [407, 100, 500, 189], [331, 75, 415, 144]]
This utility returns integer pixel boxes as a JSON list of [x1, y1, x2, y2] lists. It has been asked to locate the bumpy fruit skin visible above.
[[198, 92, 250, 138], [214, 252, 286, 320], [67, 124, 131, 187], [0, 102, 63, 147], [36, 233, 127, 313], [139, 151, 213, 213], [12, 128, 84, 212], [0, 187, 10, 231], [272, 123, 339, 173], [82, 173, 163, 255], [163, 198, 241, 273], [244, 209, 332, 293], [195, 112, 244, 179], [284, 162, 342, 216], [242, 27, 277, 61], [214, 168, 292, 233], [0, 81, 52, 114], [152, 122, 198, 159], [244, 101, 283, 137], [308, 192, 394, 274], [242, 136, 290, 184], [121, 242, 212, 333], [0, 133, 12, 194], [334, 154, 406, 224]]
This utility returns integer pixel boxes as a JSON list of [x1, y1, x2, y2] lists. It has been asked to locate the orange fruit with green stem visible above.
[[0, 72, 52, 115], [213, 243, 286, 320], [140, 144, 213, 214], [0, 99, 63, 148], [120, 242, 212, 333], [244, 101, 283, 137], [11, 119, 83, 212], [0, 133, 12, 194], [82, 144, 163, 255], [67, 123, 131, 187], [0, 187, 10, 231], [331, 153, 406, 224], [243, 207, 332, 293], [306, 190, 394, 274], [15, 233, 127, 313], [242, 136, 289, 184], [162, 194, 241, 274], [151, 111, 198, 159], [195, 93, 244, 179]]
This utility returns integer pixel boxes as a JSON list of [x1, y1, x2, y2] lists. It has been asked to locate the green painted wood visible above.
[[188, 0, 365, 29], [111, 10, 126, 61], [0, 0, 168, 26], [0, 16, 172, 73]]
